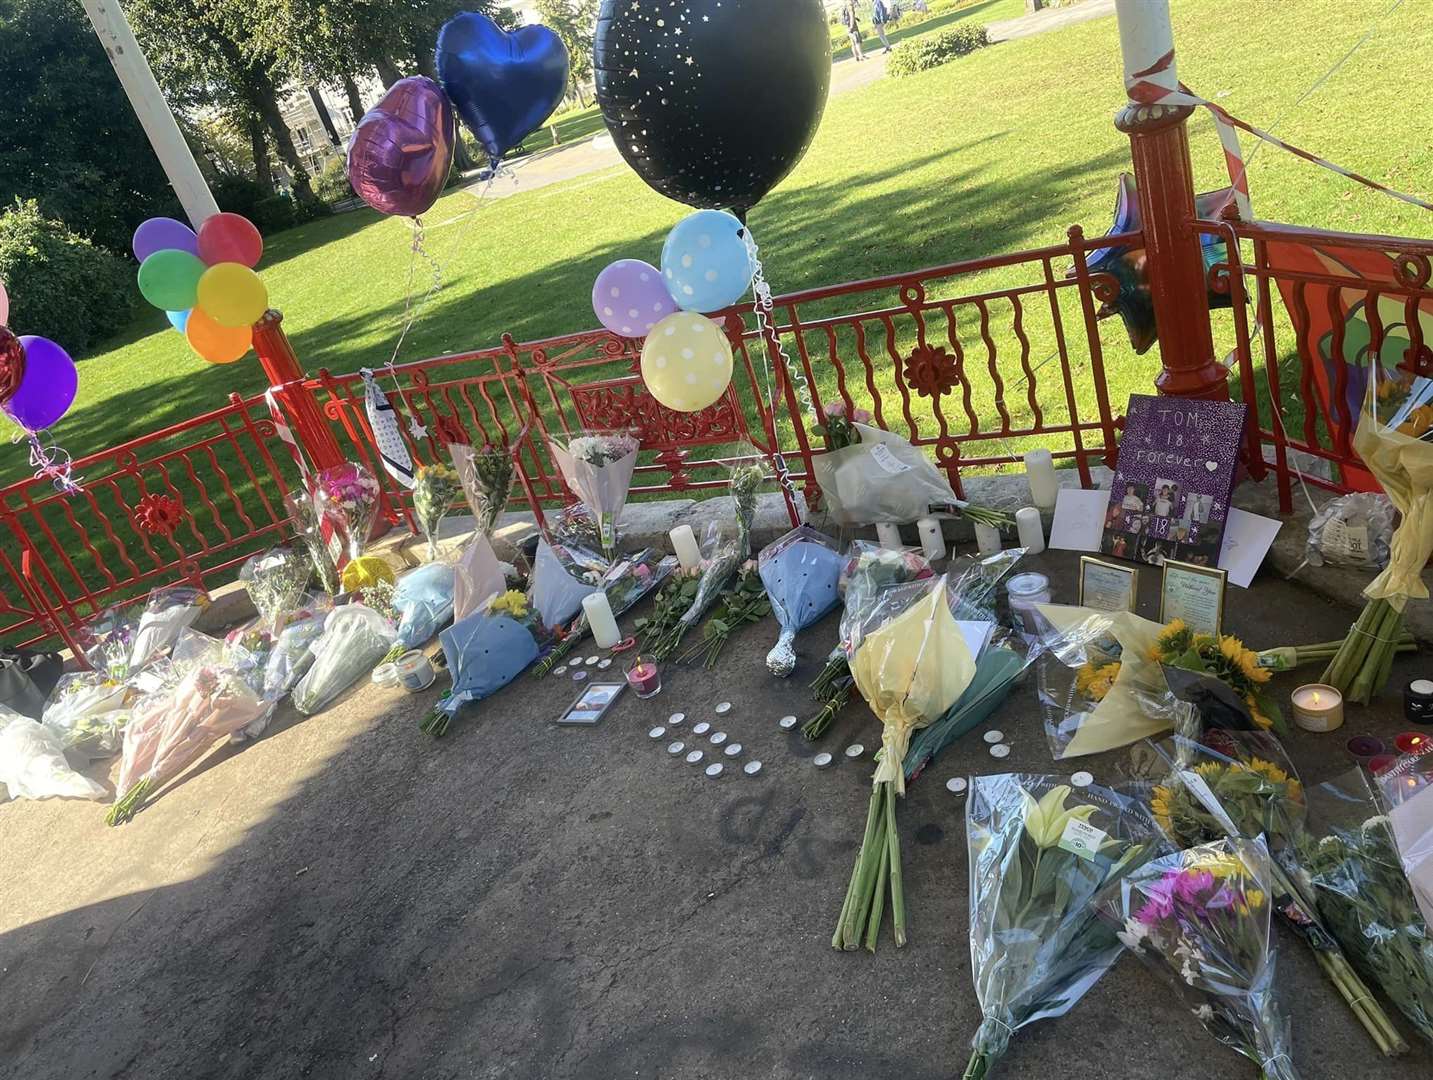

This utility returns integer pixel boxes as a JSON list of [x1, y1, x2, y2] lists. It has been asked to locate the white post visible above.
[[82, 0, 219, 229], [1113, 0, 1178, 99]]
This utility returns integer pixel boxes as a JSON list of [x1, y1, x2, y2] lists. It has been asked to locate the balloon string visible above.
[[28, 432, 81, 494]]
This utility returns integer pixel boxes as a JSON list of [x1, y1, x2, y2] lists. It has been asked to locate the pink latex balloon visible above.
[[347, 77, 456, 218], [0, 279, 8, 325]]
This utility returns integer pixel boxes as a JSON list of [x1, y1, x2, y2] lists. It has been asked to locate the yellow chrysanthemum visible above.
[[489, 589, 529, 618], [1242, 888, 1267, 912]]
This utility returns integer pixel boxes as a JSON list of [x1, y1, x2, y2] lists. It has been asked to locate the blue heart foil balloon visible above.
[[436, 12, 570, 166]]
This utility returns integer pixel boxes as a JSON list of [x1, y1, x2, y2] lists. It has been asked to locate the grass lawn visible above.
[[33, 0, 1433, 492]]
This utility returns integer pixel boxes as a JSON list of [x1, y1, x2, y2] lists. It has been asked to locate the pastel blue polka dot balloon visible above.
[[660, 209, 756, 314]]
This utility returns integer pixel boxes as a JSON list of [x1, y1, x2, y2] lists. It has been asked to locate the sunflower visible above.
[[1150, 785, 1175, 833], [1244, 693, 1275, 730], [1236, 647, 1272, 684]]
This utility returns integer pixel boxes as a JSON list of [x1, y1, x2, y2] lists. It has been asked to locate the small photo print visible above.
[[1183, 492, 1214, 525], [1151, 480, 1181, 519], [1117, 481, 1150, 517], [578, 685, 619, 708]]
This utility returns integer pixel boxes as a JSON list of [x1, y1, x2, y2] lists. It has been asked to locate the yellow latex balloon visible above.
[[185, 306, 252, 364], [640, 312, 733, 413], [196, 262, 269, 328], [342, 555, 396, 593]]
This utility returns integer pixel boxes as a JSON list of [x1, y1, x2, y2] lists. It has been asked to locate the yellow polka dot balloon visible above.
[[640, 312, 733, 413]]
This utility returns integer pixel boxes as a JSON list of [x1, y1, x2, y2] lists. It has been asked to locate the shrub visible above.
[[250, 194, 297, 234], [211, 174, 269, 220], [314, 156, 353, 204], [887, 24, 989, 76], [0, 198, 139, 354]]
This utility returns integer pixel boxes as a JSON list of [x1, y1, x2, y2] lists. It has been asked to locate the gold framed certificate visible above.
[[1160, 559, 1227, 636], [1078, 556, 1138, 613]]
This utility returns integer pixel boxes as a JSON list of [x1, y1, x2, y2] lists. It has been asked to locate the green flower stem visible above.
[[533, 616, 587, 678], [864, 834, 891, 953], [836, 786, 885, 950], [105, 778, 152, 826], [885, 782, 907, 948]]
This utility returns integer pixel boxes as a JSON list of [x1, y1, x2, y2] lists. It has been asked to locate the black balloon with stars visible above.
[[594, 0, 831, 217]]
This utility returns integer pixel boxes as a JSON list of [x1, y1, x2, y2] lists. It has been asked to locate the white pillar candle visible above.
[[974, 522, 1003, 557], [916, 516, 946, 562], [1023, 449, 1059, 510], [669, 524, 702, 571], [1015, 506, 1045, 554], [582, 591, 621, 649], [875, 523, 902, 550]]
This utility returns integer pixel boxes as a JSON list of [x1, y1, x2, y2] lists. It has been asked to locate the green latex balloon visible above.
[[137, 249, 206, 311]]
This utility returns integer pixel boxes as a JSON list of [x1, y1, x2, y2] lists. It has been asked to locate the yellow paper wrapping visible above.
[[850, 581, 975, 793], [1353, 414, 1433, 611], [1036, 605, 1173, 758]]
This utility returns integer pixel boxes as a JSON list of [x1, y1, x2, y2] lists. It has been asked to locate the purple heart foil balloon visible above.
[[347, 77, 456, 218]]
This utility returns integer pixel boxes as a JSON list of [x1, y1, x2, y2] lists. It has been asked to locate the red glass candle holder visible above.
[[625, 656, 662, 699]]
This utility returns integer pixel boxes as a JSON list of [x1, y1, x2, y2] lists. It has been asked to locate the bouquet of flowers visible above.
[[1034, 606, 1187, 759], [1150, 621, 1285, 733], [963, 776, 1167, 1078], [805, 543, 934, 740], [107, 663, 270, 823], [548, 429, 640, 561], [834, 575, 978, 950], [904, 640, 1031, 783], [131, 585, 211, 671], [286, 489, 339, 594], [238, 547, 312, 633], [1374, 750, 1433, 928], [548, 502, 602, 552], [311, 462, 381, 568], [726, 452, 768, 560], [533, 550, 677, 677], [1, 711, 107, 801], [757, 526, 844, 677], [530, 538, 606, 630], [412, 462, 463, 560], [648, 533, 740, 663], [261, 595, 332, 701], [449, 441, 517, 539], [40, 672, 135, 758], [1096, 839, 1300, 1080], [812, 401, 871, 451], [424, 588, 543, 737], [381, 562, 456, 662], [1144, 731, 1405, 1053], [292, 605, 397, 716], [1320, 380, 1433, 702], [636, 565, 704, 652], [1294, 768, 1433, 1046], [809, 421, 1010, 529], [679, 560, 771, 669]]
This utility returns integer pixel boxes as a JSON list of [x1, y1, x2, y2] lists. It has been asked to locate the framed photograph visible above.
[[556, 682, 626, 726], [1079, 556, 1139, 613], [1160, 559, 1227, 636]]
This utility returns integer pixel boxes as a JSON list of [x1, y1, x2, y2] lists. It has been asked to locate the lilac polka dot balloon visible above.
[[591, 259, 677, 338]]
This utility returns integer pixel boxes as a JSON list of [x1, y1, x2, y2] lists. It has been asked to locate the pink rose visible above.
[[823, 402, 847, 419]]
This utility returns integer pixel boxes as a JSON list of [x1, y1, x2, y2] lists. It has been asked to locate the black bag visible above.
[[0, 649, 65, 719]]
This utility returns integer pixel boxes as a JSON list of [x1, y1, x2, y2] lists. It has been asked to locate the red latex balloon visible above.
[[0, 327, 25, 406], [197, 212, 263, 268]]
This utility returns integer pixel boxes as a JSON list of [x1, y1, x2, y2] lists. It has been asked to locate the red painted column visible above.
[[251, 309, 346, 472], [1115, 102, 1228, 401]]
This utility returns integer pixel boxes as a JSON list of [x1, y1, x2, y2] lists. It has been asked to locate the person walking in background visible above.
[[872, 0, 892, 53], [843, 0, 865, 61]]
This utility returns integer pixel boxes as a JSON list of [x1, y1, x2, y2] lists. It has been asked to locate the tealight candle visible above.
[[625, 656, 662, 699], [1291, 683, 1344, 733], [582, 591, 620, 649], [875, 522, 902, 550], [916, 516, 946, 562], [1394, 731, 1431, 755], [1405, 678, 1433, 726], [1015, 506, 1045, 554], [1345, 734, 1385, 765], [669, 524, 703, 571], [1023, 449, 1059, 509]]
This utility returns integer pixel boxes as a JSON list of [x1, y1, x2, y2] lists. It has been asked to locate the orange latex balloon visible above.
[[186, 306, 252, 364]]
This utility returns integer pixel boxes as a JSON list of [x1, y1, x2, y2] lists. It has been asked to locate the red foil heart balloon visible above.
[[0, 326, 26, 407], [347, 77, 456, 218]]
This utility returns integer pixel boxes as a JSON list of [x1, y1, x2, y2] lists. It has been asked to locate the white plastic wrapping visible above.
[[529, 539, 604, 630], [810, 423, 958, 525], [453, 532, 507, 622], [0, 712, 106, 801], [40, 673, 134, 758], [292, 605, 397, 716], [548, 431, 640, 560]]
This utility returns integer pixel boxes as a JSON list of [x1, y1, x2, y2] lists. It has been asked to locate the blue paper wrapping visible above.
[[393, 563, 456, 648], [437, 610, 540, 717], [758, 526, 844, 676]]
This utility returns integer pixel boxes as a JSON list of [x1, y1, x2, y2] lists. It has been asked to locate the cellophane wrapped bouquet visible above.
[[533, 549, 677, 677], [412, 462, 463, 560], [259, 593, 331, 702], [382, 561, 456, 662], [547, 429, 639, 562], [805, 543, 933, 740], [40, 672, 135, 758], [1096, 839, 1300, 1080], [1292, 767, 1433, 1046], [292, 605, 397, 716], [78, 586, 210, 680], [286, 489, 339, 594], [239, 547, 312, 633], [311, 461, 381, 568], [1, 710, 107, 801], [962, 775, 1167, 1079], [649, 526, 740, 663], [757, 525, 844, 677], [1143, 730, 1404, 1053], [834, 575, 978, 950], [449, 440, 516, 539], [1150, 621, 1285, 733], [107, 636, 270, 823], [1373, 748, 1433, 933], [678, 558, 770, 670]]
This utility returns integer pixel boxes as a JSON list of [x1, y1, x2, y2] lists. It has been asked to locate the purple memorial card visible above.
[[1101, 394, 1248, 568]]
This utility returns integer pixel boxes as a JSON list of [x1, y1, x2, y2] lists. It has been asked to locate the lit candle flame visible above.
[[1312, 691, 1321, 706]]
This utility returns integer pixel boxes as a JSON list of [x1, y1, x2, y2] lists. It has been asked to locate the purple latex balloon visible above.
[[347, 77, 456, 218], [592, 259, 678, 338], [132, 217, 199, 262], [7, 336, 77, 431]]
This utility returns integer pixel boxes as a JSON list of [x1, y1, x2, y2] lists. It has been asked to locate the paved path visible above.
[[458, 0, 1115, 206]]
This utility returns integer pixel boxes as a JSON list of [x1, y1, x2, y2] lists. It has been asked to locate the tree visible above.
[[0, 0, 183, 253], [532, 0, 597, 105]]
